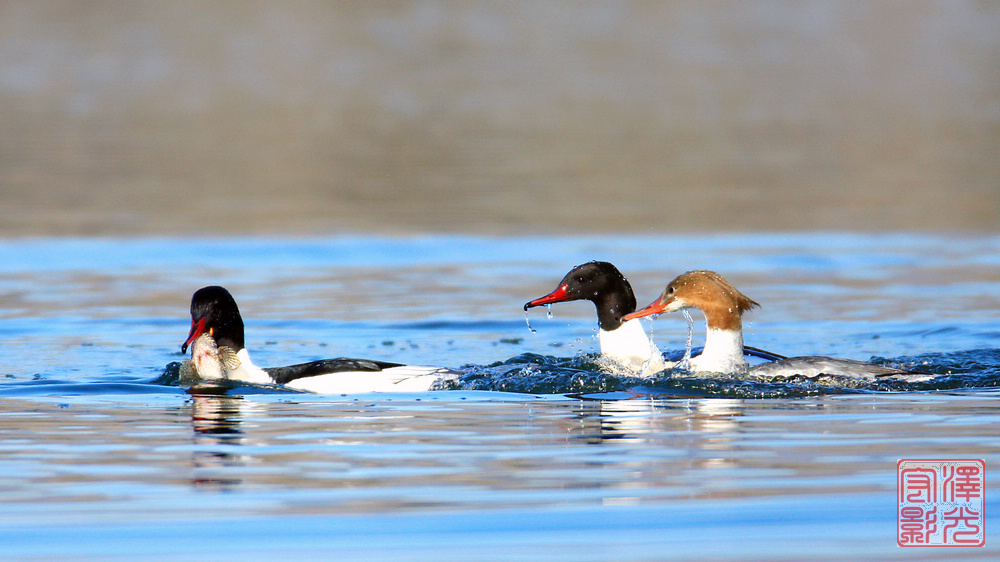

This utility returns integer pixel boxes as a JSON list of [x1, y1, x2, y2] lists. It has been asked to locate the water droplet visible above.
[[681, 309, 695, 367], [523, 309, 537, 334], [546, 304, 553, 319]]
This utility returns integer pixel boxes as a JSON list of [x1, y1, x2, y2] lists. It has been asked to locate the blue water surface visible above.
[[1, 233, 999, 560]]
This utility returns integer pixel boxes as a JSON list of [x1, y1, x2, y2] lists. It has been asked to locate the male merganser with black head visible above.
[[622, 270, 929, 380], [181, 286, 460, 393], [525, 262, 666, 373]]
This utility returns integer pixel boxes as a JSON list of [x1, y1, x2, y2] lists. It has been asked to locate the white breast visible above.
[[598, 319, 668, 375], [689, 328, 748, 374]]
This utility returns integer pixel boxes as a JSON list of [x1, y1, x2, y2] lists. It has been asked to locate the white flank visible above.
[[224, 348, 273, 385], [284, 366, 460, 394]]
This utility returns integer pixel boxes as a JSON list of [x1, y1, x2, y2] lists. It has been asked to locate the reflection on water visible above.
[[0, 233, 998, 557], [2, 390, 1000, 557], [563, 398, 744, 446], [179, 392, 755, 505], [189, 394, 248, 491], [157, 391, 907, 507]]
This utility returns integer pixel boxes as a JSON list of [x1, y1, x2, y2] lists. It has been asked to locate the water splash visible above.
[[680, 309, 694, 368], [452, 348, 1000, 398], [142, 348, 1000, 399]]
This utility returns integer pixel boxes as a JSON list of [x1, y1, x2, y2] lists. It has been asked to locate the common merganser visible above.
[[523, 262, 783, 375], [622, 270, 929, 380], [181, 286, 460, 393], [524, 262, 667, 373]]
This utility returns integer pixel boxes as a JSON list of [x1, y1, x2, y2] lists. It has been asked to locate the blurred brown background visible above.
[[1, 1, 998, 236]]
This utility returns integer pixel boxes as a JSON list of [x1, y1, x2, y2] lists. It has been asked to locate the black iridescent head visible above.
[[523, 261, 637, 331], [181, 285, 246, 353]]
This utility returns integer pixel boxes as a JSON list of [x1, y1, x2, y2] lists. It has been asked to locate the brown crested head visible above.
[[657, 270, 759, 331]]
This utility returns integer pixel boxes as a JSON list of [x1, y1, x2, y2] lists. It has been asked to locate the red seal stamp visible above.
[[898, 459, 985, 547]]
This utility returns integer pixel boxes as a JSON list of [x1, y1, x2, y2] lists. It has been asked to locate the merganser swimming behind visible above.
[[180, 286, 460, 393], [622, 270, 929, 380]]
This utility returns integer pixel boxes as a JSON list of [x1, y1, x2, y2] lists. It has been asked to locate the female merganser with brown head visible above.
[[181, 286, 460, 393], [623, 270, 928, 380], [622, 270, 758, 374]]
